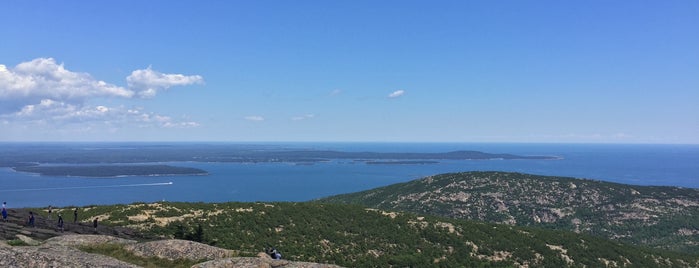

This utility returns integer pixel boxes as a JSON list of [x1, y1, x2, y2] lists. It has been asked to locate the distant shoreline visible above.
[[365, 160, 440, 165], [12, 164, 208, 178], [3, 147, 558, 177]]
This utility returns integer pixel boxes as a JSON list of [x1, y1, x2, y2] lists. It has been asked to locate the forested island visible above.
[[0, 143, 557, 178], [364, 160, 440, 165], [0, 143, 558, 167], [12, 165, 208, 177]]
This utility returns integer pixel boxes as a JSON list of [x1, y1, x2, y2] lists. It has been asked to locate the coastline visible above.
[[0, 143, 696, 208]]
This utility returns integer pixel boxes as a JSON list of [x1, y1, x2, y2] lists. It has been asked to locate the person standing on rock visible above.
[[93, 217, 98, 232], [73, 208, 78, 223], [57, 213, 64, 232], [27, 211, 35, 227], [47, 205, 52, 220], [1, 206, 7, 222]]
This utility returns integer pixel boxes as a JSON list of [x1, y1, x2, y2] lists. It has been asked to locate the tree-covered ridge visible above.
[[318, 171, 699, 253], [0, 143, 555, 167], [74, 202, 698, 267], [13, 165, 207, 177]]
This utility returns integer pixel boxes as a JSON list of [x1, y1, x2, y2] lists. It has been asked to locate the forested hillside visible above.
[[319, 171, 699, 253], [69, 201, 698, 267]]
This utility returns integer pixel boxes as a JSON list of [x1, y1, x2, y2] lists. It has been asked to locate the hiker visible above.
[[27, 211, 35, 227], [57, 213, 64, 232], [73, 208, 78, 223], [47, 205, 52, 220], [267, 247, 282, 260], [93, 217, 98, 232], [1, 206, 6, 222]]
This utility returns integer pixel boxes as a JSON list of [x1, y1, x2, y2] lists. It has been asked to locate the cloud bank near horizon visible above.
[[0, 58, 203, 131], [244, 115, 265, 121]]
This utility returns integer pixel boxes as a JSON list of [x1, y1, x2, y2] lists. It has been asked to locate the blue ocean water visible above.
[[1, 143, 697, 208]]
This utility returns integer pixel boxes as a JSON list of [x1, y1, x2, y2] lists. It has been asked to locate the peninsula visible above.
[[13, 165, 208, 178]]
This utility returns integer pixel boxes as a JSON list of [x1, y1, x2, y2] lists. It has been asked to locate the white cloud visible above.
[[127, 66, 204, 98], [244, 115, 265, 121], [388, 90, 405, 98], [0, 58, 204, 133], [291, 114, 315, 121], [1, 99, 198, 128], [164, 121, 200, 128], [330, 89, 342, 96], [0, 58, 134, 112], [613, 133, 634, 139]]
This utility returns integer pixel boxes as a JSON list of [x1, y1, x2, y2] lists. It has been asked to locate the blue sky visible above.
[[1, 1, 697, 143]]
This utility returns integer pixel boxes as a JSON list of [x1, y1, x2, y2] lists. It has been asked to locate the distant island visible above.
[[13, 165, 208, 178], [257, 150, 556, 161], [0, 143, 559, 167], [0, 144, 558, 178], [365, 160, 440, 165]]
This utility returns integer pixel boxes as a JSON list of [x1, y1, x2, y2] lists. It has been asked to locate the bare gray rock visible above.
[[124, 239, 234, 261], [16, 234, 40, 246], [0, 243, 139, 268], [1, 234, 344, 268], [44, 234, 137, 247], [193, 257, 344, 268]]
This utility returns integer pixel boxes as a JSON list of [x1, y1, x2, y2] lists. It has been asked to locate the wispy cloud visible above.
[[128, 108, 199, 128], [330, 89, 342, 96], [2, 99, 198, 128], [0, 58, 203, 129], [291, 114, 315, 121], [244, 115, 265, 121], [388, 90, 405, 98], [126, 66, 204, 98]]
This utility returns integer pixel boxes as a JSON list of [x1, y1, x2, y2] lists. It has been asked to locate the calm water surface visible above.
[[1, 143, 697, 208]]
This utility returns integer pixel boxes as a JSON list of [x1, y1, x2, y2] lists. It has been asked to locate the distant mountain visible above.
[[318, 171, 699, 253], [54, 202, 699, 267]]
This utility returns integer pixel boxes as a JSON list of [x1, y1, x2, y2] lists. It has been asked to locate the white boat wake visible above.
[[0, 182, 173, 192]]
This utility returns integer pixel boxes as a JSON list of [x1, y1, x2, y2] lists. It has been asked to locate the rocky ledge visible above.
[[0, 208, 342, 267], [1, 234, 343, 268]]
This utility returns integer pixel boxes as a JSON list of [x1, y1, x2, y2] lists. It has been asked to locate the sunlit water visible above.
[[1, 143, 697, 208]]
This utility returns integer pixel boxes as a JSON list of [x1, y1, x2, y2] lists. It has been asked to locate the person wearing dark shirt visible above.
[[57, 214, 64, 232], [27, 211, 35, 227]]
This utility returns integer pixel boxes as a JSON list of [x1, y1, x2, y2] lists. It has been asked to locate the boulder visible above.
[[124, 239, 234, 261]]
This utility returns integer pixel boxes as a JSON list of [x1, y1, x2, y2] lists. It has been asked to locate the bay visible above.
[[1, 143, 697, 208]]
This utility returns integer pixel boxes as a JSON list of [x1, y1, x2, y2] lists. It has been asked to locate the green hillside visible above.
[[318, 171, 699, 253], [70, 201, 698, 267]]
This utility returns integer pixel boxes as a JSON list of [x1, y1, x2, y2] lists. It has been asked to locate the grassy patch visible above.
[[6, 239, 30, 246], [78, 243, 201, 268]]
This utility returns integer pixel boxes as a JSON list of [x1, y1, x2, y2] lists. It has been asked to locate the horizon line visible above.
[[0, 141, 697, 146]]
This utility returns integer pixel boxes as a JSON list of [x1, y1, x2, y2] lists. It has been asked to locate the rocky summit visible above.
[[0, 208, 342, 268]]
